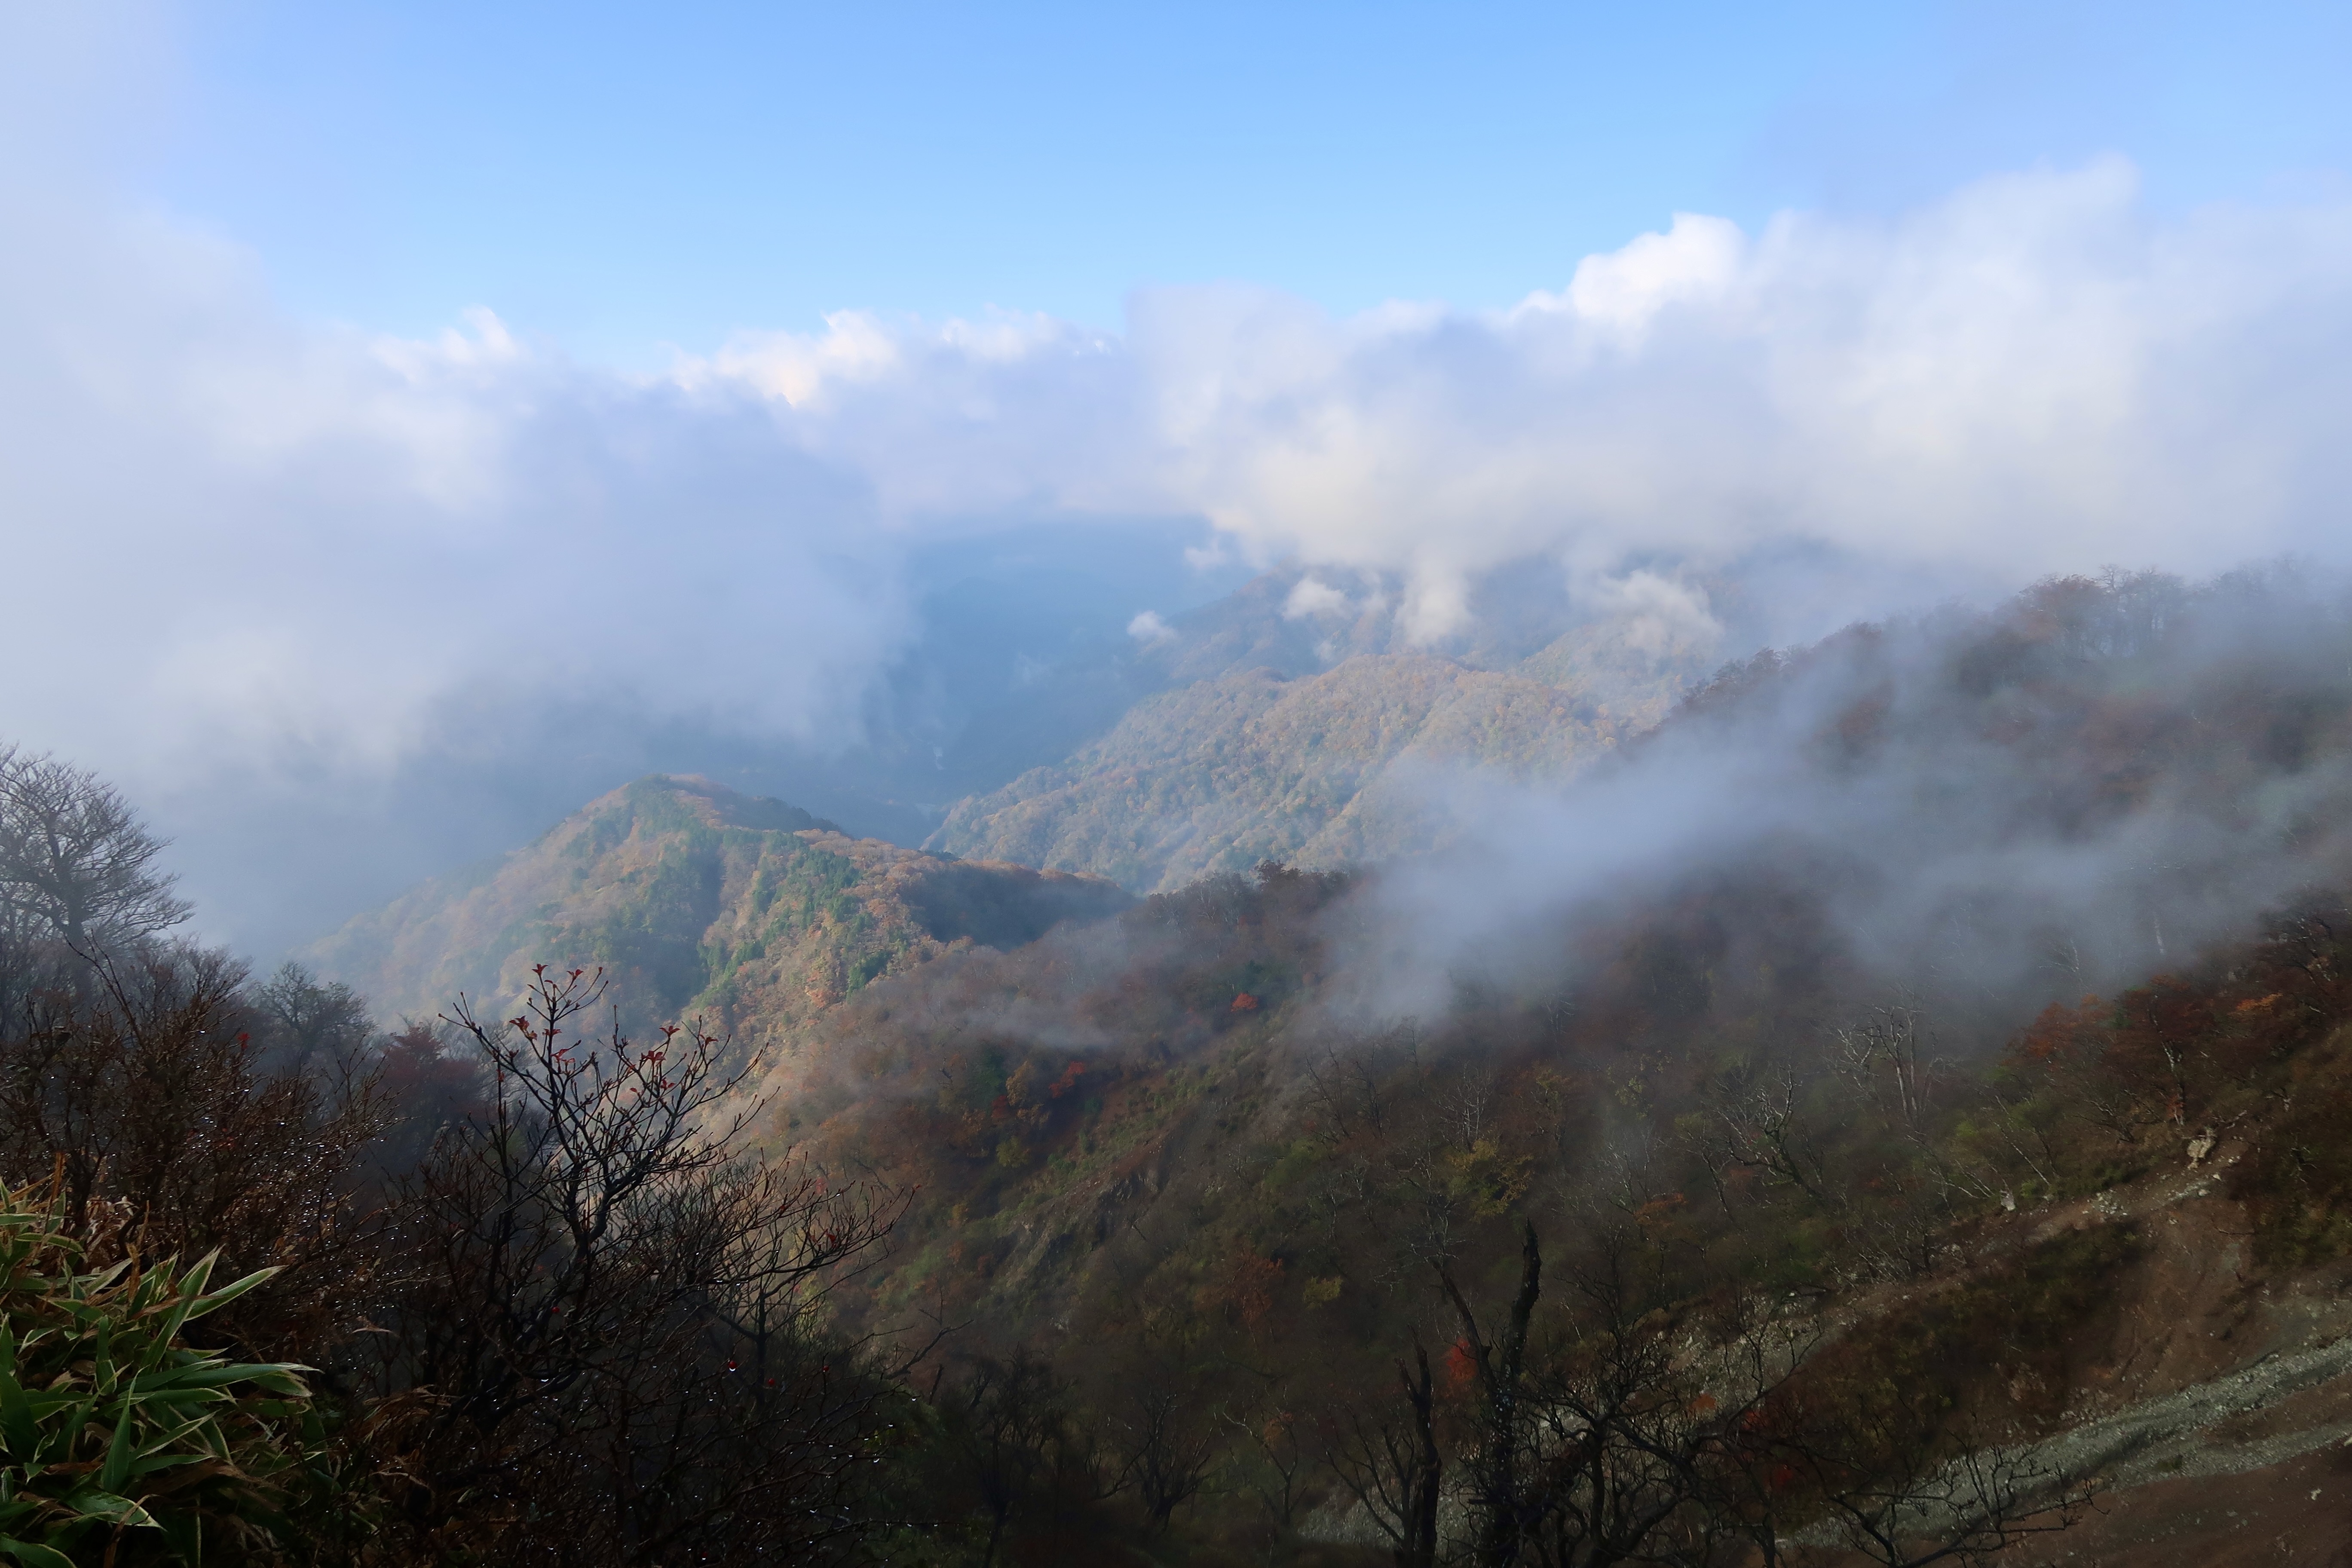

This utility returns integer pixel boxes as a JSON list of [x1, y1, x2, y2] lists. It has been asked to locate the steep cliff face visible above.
[[306, 774, 1130, 1050]]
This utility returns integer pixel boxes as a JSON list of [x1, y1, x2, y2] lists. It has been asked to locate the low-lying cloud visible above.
[[1335, 570, 2352, 1034], [1, 215, 907, 770], [0, 156, 920, 945], [11, 61, 2352, 951]]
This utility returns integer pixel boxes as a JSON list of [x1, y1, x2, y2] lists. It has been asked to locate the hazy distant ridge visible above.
[[930, 615, 1712, 892]]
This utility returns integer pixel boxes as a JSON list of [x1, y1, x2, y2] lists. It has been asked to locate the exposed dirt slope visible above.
[[1960, 1145, 2352, 1562]]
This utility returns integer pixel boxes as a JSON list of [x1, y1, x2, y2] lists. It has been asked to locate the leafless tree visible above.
[[1694, 1058, 1837, 1212], [0, 744, 192, 955], [1751, 1378, 2100, 1567], [255, 959, 373, 1078], [1116, 1352, 1222, 1531], [1224, 1394, 1311, 1536], [1440, 1219, 1547, 1568], [1830, 999, 1939, 1141], [1323, 1337, 1443, 1568], [370, 964, 907, 1566], [0, 940, 388, 1360], [946, 1350, 1122, 1567], [1410, 1216, 2079, 1568]]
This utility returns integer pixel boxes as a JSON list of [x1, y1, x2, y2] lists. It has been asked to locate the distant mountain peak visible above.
[[571, 773, 842, 836], [306, 774, 1129, 1048], [928, 645, 1704, 893]]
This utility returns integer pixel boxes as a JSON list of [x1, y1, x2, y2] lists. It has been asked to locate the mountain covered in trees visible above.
[[306, 772, 1131, 1051], [927, 654, 1622, 893], [764, 567, 2352, 1562], [930, 570, 1717, 892], [8, 568, 2352, 1565]]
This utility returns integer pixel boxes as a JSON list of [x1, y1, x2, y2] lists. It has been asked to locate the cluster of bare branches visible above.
[[0, 941, 389, 1358], [1325, 1215, 2095, 1568], [364, 964, 910, 1566], [0, 744, 191, 954], [0, 744, 923, 1563]]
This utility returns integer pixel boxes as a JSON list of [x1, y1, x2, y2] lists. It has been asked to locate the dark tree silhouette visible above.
[[0, 744, 191, 954], [371, 965, 908, 1566]]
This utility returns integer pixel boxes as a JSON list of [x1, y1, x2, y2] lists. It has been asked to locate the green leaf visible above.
[[180, 1266, 280, 1325], [0, 1536, 75, 1568], [0, 1187, 314, 1559], [132, 1415, 210, 1460], [134, 1362, 311, 1396], [158, 1511, 201, 1566], [99, 1401, 134, 1494], [68, 1490, 157, 1529], [40, 1403, 90, 1466], [177, 1253, 218, 1303], [0, 1372, 34, 1461], [126, 1388, 230, 1411]]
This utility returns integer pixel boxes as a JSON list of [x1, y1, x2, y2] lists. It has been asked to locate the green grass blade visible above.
[[99, 1400, 134, 1494]]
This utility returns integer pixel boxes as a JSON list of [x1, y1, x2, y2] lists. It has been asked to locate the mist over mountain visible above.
[[20, 58, 2352, 958], [924, 550, 1733, 887], [21, 562, 2352, 1562], [15, 9, 2352, 1557], [679, 564, 2352, 1564], [132, 520, 1242, 959], [1342, 567, 2352, 1020]]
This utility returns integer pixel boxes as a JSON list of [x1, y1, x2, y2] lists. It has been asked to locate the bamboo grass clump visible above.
[[0, 1176, 321, 1567]]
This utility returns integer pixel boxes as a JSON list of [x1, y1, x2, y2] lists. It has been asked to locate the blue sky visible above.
[[137, 1, 2352, 362]]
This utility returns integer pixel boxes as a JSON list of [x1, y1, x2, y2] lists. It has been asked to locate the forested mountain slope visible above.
[[268, 569, 2352, 1563], [763, 571, 2352, 1561], [927, 655, 1618, 891], [928, 628, 1712, 893], [928, 565, 1721, 891], [306, 774, 1130, 1050], [797, 860, 2352, 1562]]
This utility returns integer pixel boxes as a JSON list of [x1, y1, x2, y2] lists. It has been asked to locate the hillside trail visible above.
[[1952, 1142, 2352, 1563]]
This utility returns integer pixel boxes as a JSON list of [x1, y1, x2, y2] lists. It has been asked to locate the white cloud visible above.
[[1589, 570, 1723, 658], [0, 193, 909, 786], [686, 309, 906, 408], [13, 157, 2347, 716], [684, 158, 2352, 643], [1126, 609, 1178, 645], [1281, 576, 1351, 620], [15, 66, 2352, 943], [1143, 160, 2352, 637], [1521, 211, 1748, 338]]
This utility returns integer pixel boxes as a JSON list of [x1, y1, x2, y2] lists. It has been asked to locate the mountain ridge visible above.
[[928, 640, 1698, 892], [305, 773, 1131, 1052]]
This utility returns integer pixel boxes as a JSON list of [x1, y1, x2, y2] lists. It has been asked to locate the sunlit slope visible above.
[[306, 774, 1130, 1047], [927, 648, 1681, 892]]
